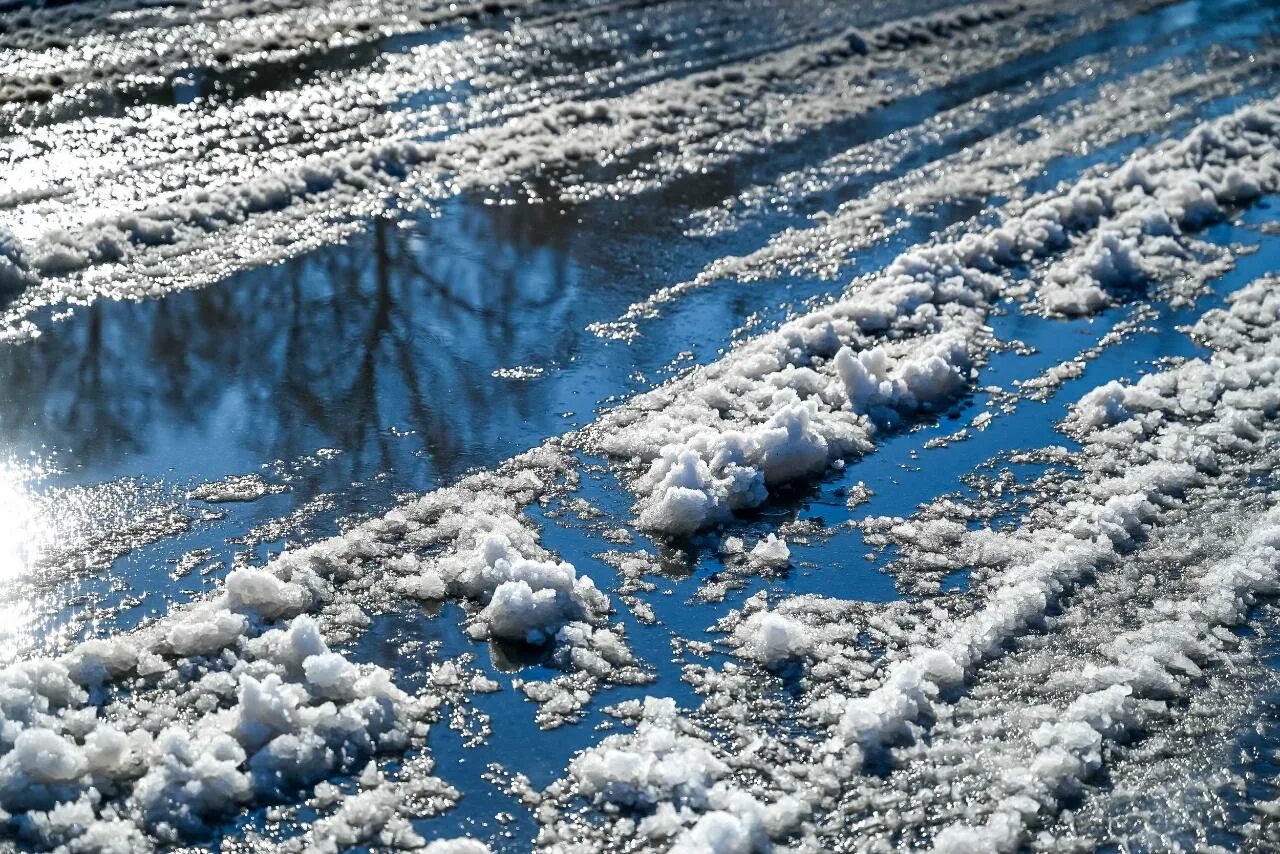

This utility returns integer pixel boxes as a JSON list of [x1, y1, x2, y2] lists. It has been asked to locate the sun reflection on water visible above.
[[0, 458, 49, 662]]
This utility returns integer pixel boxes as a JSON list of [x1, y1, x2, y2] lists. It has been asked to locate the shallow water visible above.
[[2, 0, 1280, 850]]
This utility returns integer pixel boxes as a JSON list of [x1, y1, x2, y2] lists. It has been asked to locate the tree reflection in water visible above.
[[0, 196, 607, 504], [0, 136, 788, 661]]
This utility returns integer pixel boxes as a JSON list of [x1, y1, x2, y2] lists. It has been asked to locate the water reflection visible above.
[[0, 460, 40, 583], [0, 199, 604, 494], [0, 459, 79, 661]]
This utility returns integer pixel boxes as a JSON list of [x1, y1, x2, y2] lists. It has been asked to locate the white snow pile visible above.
[[564, 693, 809, 851], [559, 694, 810, 851], [289, 759, 463, 854], [392, 498, 612, 645], [589, 97, 1280, 539], [664, 787, 809, 854], [718, 534, 793, 572], [569, 697, 727, 810], [626, 399, 868, 536], [0, 612, 425, 851], [423, 839, 492, 854], [1036, 103, 1277, 315], [748, 535, 791, 570], [732, 609, 812, 667]]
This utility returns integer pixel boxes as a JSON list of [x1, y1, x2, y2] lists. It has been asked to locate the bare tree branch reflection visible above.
[[0, 196, 600, 501]]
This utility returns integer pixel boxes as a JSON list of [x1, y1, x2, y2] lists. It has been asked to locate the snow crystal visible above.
[[734, 611, 811, 666]]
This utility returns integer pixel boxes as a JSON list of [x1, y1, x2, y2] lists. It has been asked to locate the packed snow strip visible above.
[[1, 0, 801, 219], [679, 45, 1131, 240], [0, 446, 644, 849], [841, 515, 1280, 848], [821, 469, 1202, 761], [600, 48, 1272, 338], [932, 517, 1280, 852], [0, 0, 746, 107], [835, 275, 1280, 771], [905, 277, 1280, 850], [0, 0, 531, 105], [583, 96, 1280, 540], [561, 0, 1179, 206], [0, 0, 1169, 336]]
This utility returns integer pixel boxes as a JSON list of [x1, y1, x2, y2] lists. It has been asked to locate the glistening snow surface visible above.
[[1, 0, 1280, 851]]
